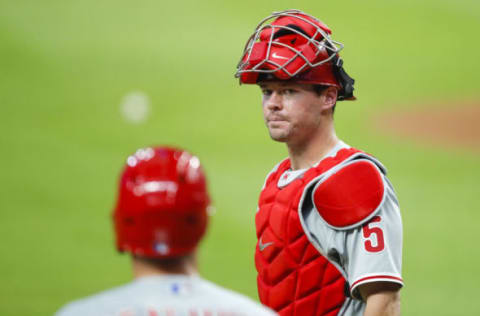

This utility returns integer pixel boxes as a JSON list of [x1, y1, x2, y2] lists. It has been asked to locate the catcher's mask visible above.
[[235, 9, 355, 101], [113, 146, 211, 258]]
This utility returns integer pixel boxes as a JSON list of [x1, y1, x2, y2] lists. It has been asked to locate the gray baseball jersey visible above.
[[55, 275, 276, 316], [274, 141, 403, 315]]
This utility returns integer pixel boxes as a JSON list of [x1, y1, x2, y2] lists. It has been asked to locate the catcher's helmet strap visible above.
[[331, 56, 355, 101]]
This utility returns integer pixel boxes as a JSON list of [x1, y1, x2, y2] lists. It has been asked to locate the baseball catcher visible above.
[[235, 9, 403, 316]]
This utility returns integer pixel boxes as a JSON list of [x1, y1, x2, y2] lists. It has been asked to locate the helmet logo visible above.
[[272, 52, 289, 60], [154, 242, 170, 255], [154, 230, 170, 255]]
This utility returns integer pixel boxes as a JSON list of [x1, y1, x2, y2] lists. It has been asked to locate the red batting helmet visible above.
[[235, 9, 355, 101], [113, 146, 210, 258]]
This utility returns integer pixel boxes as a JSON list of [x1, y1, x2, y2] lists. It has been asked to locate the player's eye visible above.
[[261, 89, 272, 96], [283, 89, 297, 95]]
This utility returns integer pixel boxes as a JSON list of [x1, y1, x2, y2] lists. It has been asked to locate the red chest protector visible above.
[[255, 148, 362, 316]]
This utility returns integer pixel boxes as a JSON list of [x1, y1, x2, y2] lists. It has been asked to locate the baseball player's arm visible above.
[[305, 159, 404, 296], [358, 282, 401, 316]]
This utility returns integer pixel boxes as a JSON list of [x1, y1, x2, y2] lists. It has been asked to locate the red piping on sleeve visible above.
[[351, 275, 404, 290]]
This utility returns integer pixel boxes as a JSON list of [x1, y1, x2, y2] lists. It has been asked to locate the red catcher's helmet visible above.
[[235, 9, 355, 101], [113, 146, 210, 258]]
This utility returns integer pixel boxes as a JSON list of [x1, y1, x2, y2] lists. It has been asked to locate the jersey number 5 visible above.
[[362, 216, 385, 252]]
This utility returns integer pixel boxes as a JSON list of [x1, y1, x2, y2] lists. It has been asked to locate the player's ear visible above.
[[320, 86, 338, 111]]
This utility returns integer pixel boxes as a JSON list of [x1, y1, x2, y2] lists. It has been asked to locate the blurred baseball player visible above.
[[235, 10, 403, 316], [55, 146, 276, 316]]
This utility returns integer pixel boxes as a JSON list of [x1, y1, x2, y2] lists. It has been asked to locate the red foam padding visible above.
[[313, 161, 384, 228]]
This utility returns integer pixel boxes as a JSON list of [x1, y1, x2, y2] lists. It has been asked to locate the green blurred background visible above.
[[1, 0, 479, 315]]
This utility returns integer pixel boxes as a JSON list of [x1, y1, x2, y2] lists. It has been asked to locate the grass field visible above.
[[1, 1, 479, 315]]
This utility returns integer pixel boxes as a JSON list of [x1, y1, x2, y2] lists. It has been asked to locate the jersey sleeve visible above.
[[341, 179, 404, 299], [300, 173, 404, 301]]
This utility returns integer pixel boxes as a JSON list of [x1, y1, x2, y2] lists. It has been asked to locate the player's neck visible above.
[[287, 124, 339, 170], [132, 254, 198, 279]]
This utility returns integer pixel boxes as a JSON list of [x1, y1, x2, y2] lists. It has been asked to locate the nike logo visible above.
[[272, 52, 289, 60], [258, 237, 274, 251]]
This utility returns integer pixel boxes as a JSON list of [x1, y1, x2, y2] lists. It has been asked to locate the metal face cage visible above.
[[235, 9, 345, 80]]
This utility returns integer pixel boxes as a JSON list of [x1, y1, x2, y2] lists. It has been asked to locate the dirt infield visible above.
[[374, 102, 480, 152]]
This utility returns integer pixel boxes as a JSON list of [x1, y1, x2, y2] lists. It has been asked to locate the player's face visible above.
[[259, 81, 325, 145]]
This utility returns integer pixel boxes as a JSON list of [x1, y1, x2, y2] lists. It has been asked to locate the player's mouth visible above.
[[267, 119, 288, 129], [267, 116, 288, 123]]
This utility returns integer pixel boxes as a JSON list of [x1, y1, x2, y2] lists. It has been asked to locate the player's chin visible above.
[[268, 129, 289, 143]]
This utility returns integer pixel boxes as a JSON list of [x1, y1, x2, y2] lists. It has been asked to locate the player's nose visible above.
[[265, 91, 283, 111]]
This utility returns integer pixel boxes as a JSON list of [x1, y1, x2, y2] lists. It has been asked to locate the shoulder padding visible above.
[[312, 159, 385, 230]]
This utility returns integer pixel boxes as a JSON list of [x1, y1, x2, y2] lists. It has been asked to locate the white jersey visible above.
[[55, 275, 276, 316]]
